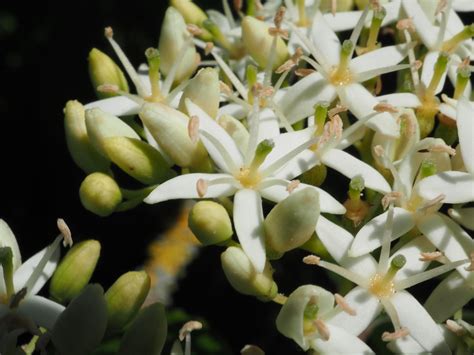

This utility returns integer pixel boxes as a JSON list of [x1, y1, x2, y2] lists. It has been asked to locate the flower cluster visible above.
[[56, 0, 474, 353]]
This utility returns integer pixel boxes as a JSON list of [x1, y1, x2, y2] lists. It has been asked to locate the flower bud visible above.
[[139, 103, 211, 171], [276, 285, 334, 351], [188, 201, 233, 246], [102, 136, 175, 185], [79, 172, 122, 217], [85, 107, 140, 158], [117, 302, 167, 355], [105, 271, 151, 334], [49, 240, 101, 304], [170, 0, 212, 40], [221, 246, 277, 300], [178, 68, 220, 118], [88, 48, 129, 99], [241, 16, 289, 69], [320, 0, 354, 12], [159, 6, 199, 84], [64, 101, 110, 174], [264, 188, 320, 254]]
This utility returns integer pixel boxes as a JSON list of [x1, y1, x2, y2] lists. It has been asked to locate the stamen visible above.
[[314, 319, 330, 341], [9, 288, 27, 309], [418, 194, 445, 213], [205, 42, 214, 56], [179, 320, 203, 341], [382, 192, 403, 210], [186, 24, 204, 37], [196, 179, 208, 198], [419, 251, 443, 262], [396, 18, 415, 32], [355, 61, 417, 83], [305, 256, 369, 287], [276, 47, 304, 74], [219, 81, 232, 96], [435, 0, 448, 16], [382, 328, 409, 341], [465, 251, 474, 271], [446, 319, 466, 336], [274, 6, 286, 29], [348, 5, 370, 57], [373, 103, 398, 113], [303, 254, 321, 265], [435, 0, 451, 49], [222, 0, 236, 28], [267, 99, 295, 132], [331, 0, 337, 16], [286, 179, 300, 193], [188, 116, 200, 144], [97, 83, 119, 94], [328, 105, 348, 118], [57, 218, 73, 247], [381, 298, 402, 330], [378, 205, 395, 273], [373, 145, 403, 193], [295, 68, 315, 77], [211, 50, 248, 99], [428, 144, 456, 155], [335, 293, 356, 316]]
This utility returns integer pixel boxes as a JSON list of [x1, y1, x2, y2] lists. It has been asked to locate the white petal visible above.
[[457, 98, 474, 175], [387, 335, 426, 355], [390, 290, 450, 353], [14, 245, 60, 296], [310, 11, 341, 68], [453, 0, 474, 11], [260, 181, 345, 214], [322, 149, 391, 193], [424, 271, 474, 322], [17, 295, 65, 330], [439, 103, 457, 119], [273, 149, 319, 181], [233, 189, 266, 273], [316, 216, 377, 276], [402, 0, 438, 49], [337, 84, 399, 137], [84, 97, 141, 117], [391, 237, 435, 282], [417, 212, 474, 279], [417, 171, 474, 204], [276, 72, 336, 124], [350, 208, 416, 257], [376, 93, 421, 108], [325, 11, 361, 32], [420, 51, 447, 95], [448, 207, 474, 230], [217, 103, 247, 120], [257, 108, 280, 143], [186, 99, 244, 171], [351, 44, 411, 79], [144, 173, 237, 204], [310, 323, 375, 354], [0, 219, 22, 270], [327, 287, 382, 336]]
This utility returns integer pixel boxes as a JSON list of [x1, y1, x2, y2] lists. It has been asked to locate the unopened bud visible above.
[[264, 188, 320, 254], [171, 0, 212, 40], [79, 173, 122, 217], [221, 246, 278, 300], [88, 48, 129, 99], [179, 68, 220, 118], [49, 240, 101, 304], [188, 201, 233, 246]]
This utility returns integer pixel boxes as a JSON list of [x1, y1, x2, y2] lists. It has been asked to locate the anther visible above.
[[187, 24, 203, 37], [373, 102, 398, 113], [314, 319, 330, 341], [396, 18, 415, 32], [420, 194, 445, 212], [335, 293, 357, 316], [268, 27, 289, 39], [104, 26, 114, 38], [328, 104, 348, 118], [382, 192, 402, 210], [274, 6, 286, 29], [196, 179, 208, 198], [295, 68, 315, 77], [205, 42, 214, 56], [381, 328, 409, 341], [97, 84, 119, 94], [179, 320, 203, 341], [57, 218, 73, 247], [303, 255, 321, 265], [219, 81, 232, 96], [331, 0, 337, 16], [435, 0, 448, 16], [286, 180, 300, 193], [428, 144, 456, 156], [188, 115, 200, 144], [419, 251, 443, 262], [446, 319, 466, 336], [373, 145, 385, 157]]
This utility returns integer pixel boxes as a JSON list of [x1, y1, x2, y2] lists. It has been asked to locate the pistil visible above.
[[441, 24, 474, 54], [0, 247, 15, 298], [330, 40, 354, 85], [145, 48, 163, 102]]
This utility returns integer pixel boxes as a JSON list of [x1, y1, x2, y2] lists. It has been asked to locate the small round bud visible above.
[[79, 173, 122, 217], [221, 246, 278, 300], [49, 240, 101, 304], [264, 188, 320, 254], [105, 271, 151, 334], [188, 201, 233, 246], [88, 48, 129, 99], [171, 0, 212, 40]]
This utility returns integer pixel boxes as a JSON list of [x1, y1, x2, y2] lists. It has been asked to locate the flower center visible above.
[[329, 40, 354, 86], [236, 167, 261, 189], [369, 255, 406, 299]]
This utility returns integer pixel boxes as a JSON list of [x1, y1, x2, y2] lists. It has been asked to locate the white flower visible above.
[[144, 99, 345, 273]]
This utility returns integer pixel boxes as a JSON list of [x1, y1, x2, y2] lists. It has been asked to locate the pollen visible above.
[[236, 167, 261, 189], [329, 67, 353, 86], [369, 273, 395, 298]]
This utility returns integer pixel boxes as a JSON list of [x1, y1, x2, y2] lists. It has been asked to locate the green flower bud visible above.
[[170, 0, 212, 41], [64, 101, 110, 174], [188, 201, 233, 246], [139, 103, 211, 171], [79, 172, 122, 217], [105, 271, 151, 334], [49, 240, 101, 304], [217, 114, 249, 153], [320, 0, 354, 12], [178, 68, 220, 118], [221, 246, 277, 300], [159, 7, 199, 85], [241, 16, 289, 69], [264, 188, 320, 254], [52, 284, 108, 355], [85, 108, 140, 158], [102, 136, 175, 185], [117, 303, 167, 355], [88, 48, 129, 99], [276, 285, 335, 351]]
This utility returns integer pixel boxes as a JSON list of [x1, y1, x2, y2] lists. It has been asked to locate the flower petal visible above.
[[276, 72, 336, 124], [321, 149, 391, 193], [337, 84, 399, 137], [376, 93, 421, 108], [0, 219, 22, 271], [218, 103, 247, 120], [390, 290, 450, 353], [144, 173, 237, 204], [310, 11, 341, 68], [448, 207, 474, 230], [233, 189, 266, 273], [310, 323, 375, 354], [387, 334, 426, 355], [438, 103, 457, 119], [402, 0, 438, 49], [457, 98, 474, 175], [424, 271, 474, 322], [350, 208, 416, 257], [17, 295, 65, 330], [453, 0, 474, 11], [417, 212, 474, 279], [391, 236, 436, 282], [84, 97, 141, 117], [257, 108, 280, 143], [316, 216, 377, 276], [417, 171, 474, 204], [420, 51, 447, 95], [327, 286, 382, 336], [260, 181, 345, 214], [14, 245, 60, 296]]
